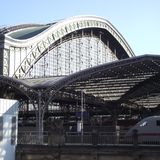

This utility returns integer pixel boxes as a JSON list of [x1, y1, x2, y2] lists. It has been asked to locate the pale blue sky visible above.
[[1, 0, 160, 56]]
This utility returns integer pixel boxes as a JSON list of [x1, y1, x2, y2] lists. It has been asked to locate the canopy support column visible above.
[[36, 91, 44, 144]]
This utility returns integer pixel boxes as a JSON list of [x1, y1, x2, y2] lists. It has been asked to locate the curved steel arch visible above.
[[43, 55, 160, 107], [0, 75, 38, 101], [12, 16, 135, 78]]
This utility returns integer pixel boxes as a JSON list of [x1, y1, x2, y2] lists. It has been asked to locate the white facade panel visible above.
[[0, 99, 19, 160]]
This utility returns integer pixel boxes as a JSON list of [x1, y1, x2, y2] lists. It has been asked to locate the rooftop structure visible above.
[[0, 16, 134, 78], [0, 16, 160, 150]]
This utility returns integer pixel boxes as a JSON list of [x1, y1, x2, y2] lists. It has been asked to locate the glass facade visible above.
[[26, 36, 117, 78]]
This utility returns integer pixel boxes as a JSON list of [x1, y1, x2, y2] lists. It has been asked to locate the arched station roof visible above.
[[3, 16, 135, 78], [5, 16, 134, 59], [1, 55, 160, 110]]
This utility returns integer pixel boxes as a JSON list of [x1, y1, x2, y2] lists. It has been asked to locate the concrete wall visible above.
[[16, 144, 160, 160]]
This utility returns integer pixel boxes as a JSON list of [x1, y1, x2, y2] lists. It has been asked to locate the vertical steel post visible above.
[[81, 90, 84, 143], [37, 91, 43, 144]]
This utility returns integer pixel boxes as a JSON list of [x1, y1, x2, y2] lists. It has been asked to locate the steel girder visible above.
[[121, 73, 160, 108]]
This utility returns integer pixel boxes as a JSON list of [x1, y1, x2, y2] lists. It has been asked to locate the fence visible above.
[[64, 131, 136, 145], [19, 130, 160, 146]]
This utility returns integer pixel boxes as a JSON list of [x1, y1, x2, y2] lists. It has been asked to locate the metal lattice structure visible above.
[[0, 54, 159, 128], [0, 16, 134, 78], [0, 55, 160, 111], [2, 16, 160, 144]]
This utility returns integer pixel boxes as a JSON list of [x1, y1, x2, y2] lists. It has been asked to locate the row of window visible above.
[[140, 120, 160, 127], [0, 116, 16, 145]]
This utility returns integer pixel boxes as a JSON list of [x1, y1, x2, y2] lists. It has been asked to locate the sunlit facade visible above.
[[0, 16, 134, 79]]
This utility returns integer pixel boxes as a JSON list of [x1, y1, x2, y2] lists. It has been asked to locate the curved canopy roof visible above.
[[4, 16, 134, 58], [1, 55, 160, 110], [3, 16, 135, 79]]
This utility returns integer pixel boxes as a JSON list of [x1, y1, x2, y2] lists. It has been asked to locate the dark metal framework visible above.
[[1, 55, 160, 143], [1, 54, 160, 110], [41, 55, 160, 109], [0, 75, 37, 101]]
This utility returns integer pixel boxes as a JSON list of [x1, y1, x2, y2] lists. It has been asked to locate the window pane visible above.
[[11, 116, 16, 145], [156, 120, 160, 126]]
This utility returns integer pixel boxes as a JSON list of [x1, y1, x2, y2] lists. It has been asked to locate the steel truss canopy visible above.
[[0, 54, 160, 110]]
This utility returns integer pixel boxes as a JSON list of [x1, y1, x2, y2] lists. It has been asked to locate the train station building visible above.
[[0, 16, 160, 160]]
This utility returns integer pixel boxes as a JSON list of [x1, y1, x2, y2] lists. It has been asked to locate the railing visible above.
[[18, 131, 49, 145], [65, 131, 135, 145], [17, 131, 160, 146]]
